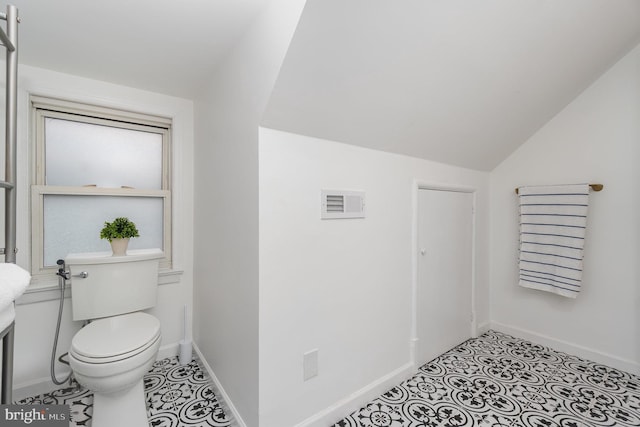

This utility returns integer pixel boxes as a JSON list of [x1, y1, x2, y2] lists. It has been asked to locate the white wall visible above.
[[192, 1, 305, 426], [258, 127, 490, 427], [490, 43, 640, 373], [0, 63, 194, 398]]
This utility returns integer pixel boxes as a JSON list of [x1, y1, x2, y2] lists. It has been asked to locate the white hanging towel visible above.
[[518, 184, 589, 298], [0, 263, 31, 310]]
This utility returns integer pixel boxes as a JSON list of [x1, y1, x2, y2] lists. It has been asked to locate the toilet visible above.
[[66, 248, 163, 427]]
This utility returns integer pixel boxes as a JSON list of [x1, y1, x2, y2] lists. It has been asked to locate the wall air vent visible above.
[[321, 190, 365, 219]]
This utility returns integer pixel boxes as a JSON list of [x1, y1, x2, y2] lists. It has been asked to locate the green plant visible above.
[[99, 217, 140, 241]]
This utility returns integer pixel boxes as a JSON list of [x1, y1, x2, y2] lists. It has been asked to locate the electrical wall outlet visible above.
[[303, 349, 318, 381]]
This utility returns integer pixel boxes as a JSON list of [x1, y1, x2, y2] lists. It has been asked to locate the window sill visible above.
[[16, 268, 183, 305]]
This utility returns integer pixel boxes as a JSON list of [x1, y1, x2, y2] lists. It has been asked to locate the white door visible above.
[[417, 189, 473, 365]]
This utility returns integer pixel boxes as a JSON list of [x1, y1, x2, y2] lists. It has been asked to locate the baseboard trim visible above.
[[476, 321, 491, 336], [294, 362, 414, 427], [13, 372, 71, 402], [490, 321, 640, 375], [158, 342, 179, 361], [193, 342, 247, 427]]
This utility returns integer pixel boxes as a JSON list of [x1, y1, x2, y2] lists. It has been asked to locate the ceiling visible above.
[[262, 0, 640, 171], [6, 1, 640, 171], [8, 0, 270, 98]]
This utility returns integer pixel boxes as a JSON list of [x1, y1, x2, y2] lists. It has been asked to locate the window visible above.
[[31, 96, 172, 277]]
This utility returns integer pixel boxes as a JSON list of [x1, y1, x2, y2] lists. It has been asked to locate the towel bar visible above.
[[515, 183, 603, 194]]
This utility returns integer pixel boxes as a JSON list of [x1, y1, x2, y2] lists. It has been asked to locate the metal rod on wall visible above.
[[4, 3, 16, 265], [515, 183, 603, 194], [1, 4, 18, 406]]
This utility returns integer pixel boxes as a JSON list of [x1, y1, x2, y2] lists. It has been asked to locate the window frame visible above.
[[30, 96, 172, 277]]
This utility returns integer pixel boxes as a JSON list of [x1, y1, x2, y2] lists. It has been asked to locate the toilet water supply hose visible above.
[[51, 259, 73, 385]]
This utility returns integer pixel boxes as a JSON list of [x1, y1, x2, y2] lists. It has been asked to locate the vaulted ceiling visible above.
[[9, 0, 270, 98], [8, 0, 640, 171], [262, 0, 640, 170]]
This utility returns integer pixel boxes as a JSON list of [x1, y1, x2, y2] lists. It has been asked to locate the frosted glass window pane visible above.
[[43, 195, 163, 267], [45, 118, 163, 189]]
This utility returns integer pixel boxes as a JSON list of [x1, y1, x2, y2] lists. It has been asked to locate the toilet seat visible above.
[[70, 312, 160, 364]]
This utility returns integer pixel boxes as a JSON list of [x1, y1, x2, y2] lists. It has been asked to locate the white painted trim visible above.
[[470, 190, 478, 338], [409, 337, 419, 368], [409, 182, 419, 365], [476, 321, 491, 336], [294, 362, 414, 427], [157, 342, 179, 361], [193, 342, 247, 427], [13, 373, 72, 402], [491, 321, 640, 375], [415, 182, 477, 193], [411, 181, 478, 364]]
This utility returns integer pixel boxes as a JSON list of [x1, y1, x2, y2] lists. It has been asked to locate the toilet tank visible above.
[[66, 249, 163, 321]]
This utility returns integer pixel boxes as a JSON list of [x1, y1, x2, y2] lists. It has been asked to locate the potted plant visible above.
[[100, 217, 140, 256]]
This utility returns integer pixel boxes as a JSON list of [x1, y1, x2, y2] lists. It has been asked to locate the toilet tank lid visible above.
[[66, 248, 164, 265]]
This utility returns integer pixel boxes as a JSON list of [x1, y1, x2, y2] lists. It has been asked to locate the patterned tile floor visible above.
[[333, 330, 640, 427], [16, 356, 233, 427]]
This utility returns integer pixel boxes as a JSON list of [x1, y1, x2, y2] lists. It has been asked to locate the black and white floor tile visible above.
[[17, 380, 93, 426], [146, 357, 231, 427], [333, 330, 640, 427], [16, 356, 233, 427]]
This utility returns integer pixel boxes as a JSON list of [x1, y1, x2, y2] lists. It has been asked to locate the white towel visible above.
[[518, 184, 589, 298], [0, 263, 31, 310]]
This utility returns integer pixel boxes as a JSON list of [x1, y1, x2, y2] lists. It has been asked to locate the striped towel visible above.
[[518, 184, 589, 298]]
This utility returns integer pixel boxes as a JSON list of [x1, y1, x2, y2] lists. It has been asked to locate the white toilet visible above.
[[66, 249, 163, 427]]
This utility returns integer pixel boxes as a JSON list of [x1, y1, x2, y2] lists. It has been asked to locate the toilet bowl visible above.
[[69, 312, 160, 392], [69, 312, 160, 427], [66, 249, 163, 427]]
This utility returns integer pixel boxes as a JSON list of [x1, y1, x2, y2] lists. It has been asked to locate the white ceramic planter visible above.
[[110, 238, 130, 256]]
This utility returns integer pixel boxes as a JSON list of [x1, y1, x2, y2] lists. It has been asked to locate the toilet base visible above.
[[91, 378, 148, 427]]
